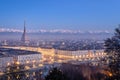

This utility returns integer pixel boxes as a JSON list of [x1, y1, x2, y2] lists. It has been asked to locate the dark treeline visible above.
[[45, 63, 109, 80]]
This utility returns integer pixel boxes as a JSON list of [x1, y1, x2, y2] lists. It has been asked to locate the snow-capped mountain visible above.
[[0, 28, 112, 34]]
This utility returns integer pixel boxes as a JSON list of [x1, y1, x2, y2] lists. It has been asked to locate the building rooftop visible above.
[[0, 48, 41, 56], [0, 53, 8, 58]]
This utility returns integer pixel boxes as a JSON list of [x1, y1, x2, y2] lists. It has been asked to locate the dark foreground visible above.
[[0, 63, 114, 80]]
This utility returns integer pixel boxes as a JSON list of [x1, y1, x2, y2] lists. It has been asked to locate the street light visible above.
[[16, 61, 20, 65]]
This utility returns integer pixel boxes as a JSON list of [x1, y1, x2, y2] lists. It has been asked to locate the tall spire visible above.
[[24, 20, 26, 33], [21, 21, 29, 45]]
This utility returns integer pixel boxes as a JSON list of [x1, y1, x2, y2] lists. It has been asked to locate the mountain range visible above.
[[0, 28, 113, 41]]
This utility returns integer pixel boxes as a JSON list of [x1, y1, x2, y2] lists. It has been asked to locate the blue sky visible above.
[[0, 0, 120, 31]]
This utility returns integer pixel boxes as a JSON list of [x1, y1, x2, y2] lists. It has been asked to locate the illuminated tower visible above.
[[21, 21, 29, 45]]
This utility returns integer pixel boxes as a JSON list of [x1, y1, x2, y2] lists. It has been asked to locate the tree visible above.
[[45, 67, 67, 80], [104, 25, 120, 79]]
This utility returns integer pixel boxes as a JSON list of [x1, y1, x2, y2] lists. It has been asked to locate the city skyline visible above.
[[0, 1, 120, 80], [0, 0, 120, 31]]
